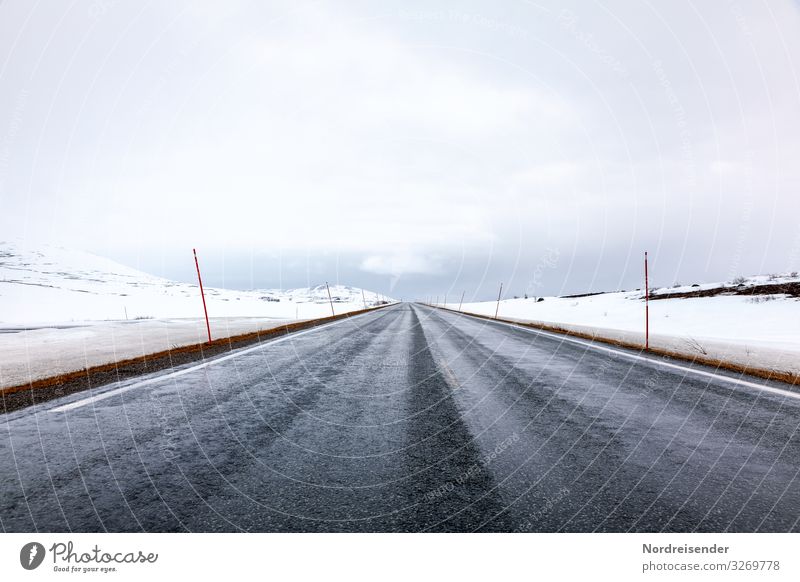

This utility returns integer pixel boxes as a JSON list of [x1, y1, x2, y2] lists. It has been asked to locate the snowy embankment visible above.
[[446, 274, 800, 380], [0, 241, 390, 388]]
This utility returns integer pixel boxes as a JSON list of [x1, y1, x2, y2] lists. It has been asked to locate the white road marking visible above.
[[49, 308, 389, 413], [440, 308, 800, 402]]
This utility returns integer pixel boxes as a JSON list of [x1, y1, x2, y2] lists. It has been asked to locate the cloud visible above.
[[360, 251, 442, 277], [1, 0, 799, 296]]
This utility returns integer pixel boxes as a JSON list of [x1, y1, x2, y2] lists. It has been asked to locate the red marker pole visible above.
[[193, 248, 212, 343], [494, 282, 503, 320], [326, 282, 335, 316], [645, 251, 650, 351]]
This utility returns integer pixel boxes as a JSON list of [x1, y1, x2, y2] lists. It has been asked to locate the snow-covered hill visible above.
[[0, 241, 393, 388], [444, 273, 800, 379], [0, 240, 389, 324]]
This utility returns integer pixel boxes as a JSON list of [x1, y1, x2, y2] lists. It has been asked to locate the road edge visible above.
[[425, 304, 800, 387], [0, 304, 395, 413]]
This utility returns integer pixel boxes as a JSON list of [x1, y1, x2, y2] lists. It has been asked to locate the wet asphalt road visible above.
[[2, 303, 799, 532]]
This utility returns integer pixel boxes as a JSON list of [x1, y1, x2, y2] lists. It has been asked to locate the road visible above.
[[2, 303, 799, 532]]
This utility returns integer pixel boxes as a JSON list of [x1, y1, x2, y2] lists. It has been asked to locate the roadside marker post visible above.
[[494, 283, 503, 319], [193, 248, 212, 343], [362, 288, 367, 310], [458, 291, 465, 312], [645, 251, 650, 351], [326, 282, 335, 316]]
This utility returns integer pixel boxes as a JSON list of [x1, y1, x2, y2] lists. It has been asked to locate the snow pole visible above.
[[326, 282, 335, 316], [494, 283, 503, 319], [645, 251, 650, 351], [444, 293, 447, 308], [193, 248, 212, 343], [362, 288, 367, 310], [458, 291, 465, 312]]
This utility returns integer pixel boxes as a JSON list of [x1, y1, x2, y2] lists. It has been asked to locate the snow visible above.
[[0, 241, 392, 388], [0, 240, 389, 323], [0, 317, 295, 389], [445, 274, 800, 378]]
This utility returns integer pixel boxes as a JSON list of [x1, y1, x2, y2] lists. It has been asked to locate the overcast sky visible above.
[[1, 0, 799, 300]]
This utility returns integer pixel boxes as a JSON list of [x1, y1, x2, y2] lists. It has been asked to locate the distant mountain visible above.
[[0, 240, 391, 324], [276, 284, 390, 304]]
